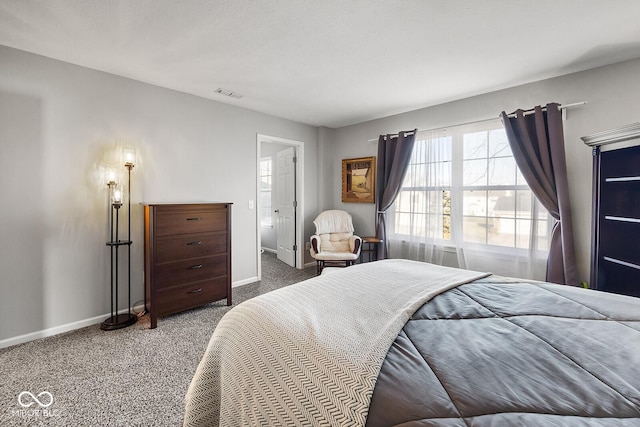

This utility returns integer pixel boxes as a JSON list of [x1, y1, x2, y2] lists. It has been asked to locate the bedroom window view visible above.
[[391, 121, 550, 264], [260, 157, 273, 227], [394, 135, 453, 240], [461, 129, 550, 249]]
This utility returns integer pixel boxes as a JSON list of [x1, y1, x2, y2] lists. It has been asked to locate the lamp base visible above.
[[100, 313, 137, 331]]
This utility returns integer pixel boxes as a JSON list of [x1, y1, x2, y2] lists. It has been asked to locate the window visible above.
[[394, 135, 452, 240], [461, 128, 549, 250], [391, 120, 550, 259], [260, 158, 273, 227]]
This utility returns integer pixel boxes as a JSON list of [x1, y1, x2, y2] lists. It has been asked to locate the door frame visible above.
[[256, 134, 305, 281]]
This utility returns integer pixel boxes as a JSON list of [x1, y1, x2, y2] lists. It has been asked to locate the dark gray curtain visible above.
[[500, 103, 578, 285], [375, 129, 417, 259]]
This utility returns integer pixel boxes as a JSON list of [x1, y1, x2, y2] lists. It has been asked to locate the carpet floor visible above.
[[0, 252, 316, 426]]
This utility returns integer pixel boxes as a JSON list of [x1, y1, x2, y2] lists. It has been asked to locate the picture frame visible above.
[[342, 156, 376, 203]]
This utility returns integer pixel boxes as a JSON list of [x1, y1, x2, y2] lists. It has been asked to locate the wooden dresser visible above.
[[143, 202, 232, 328]]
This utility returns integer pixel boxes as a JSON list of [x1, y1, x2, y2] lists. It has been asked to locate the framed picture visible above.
[[342, 156, 376, 203]]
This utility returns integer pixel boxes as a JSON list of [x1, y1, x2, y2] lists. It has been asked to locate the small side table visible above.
[[360, 236, 382, 263]]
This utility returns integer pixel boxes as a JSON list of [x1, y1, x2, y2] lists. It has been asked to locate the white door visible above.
[[276, 147, 296, 267]]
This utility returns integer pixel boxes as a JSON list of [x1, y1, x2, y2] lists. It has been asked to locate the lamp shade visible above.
[[111, 184, 123, 206], [105, 166, 118, 185], [123, 147, 136, 167]]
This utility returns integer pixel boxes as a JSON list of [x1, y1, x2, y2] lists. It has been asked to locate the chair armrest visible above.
[[349, 235, 362, 256], [310, 235, 321, 256]]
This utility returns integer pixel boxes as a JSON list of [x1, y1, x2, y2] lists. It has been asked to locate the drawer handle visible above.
[[188, 288, 203, 294], [186, 241, 203, 246], [186, 217, 203, 221], [188, 264, 204, 270]]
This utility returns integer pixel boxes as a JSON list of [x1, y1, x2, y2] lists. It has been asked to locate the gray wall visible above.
[[316, 126, 336, 211], [0, 46, 319, 343], [330, 57, 640, 285]]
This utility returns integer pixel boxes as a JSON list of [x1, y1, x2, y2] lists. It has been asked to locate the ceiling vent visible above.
[[214, 88, 244, 99]]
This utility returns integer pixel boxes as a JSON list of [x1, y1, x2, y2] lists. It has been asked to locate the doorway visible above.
[[256, 134, 305, 281]]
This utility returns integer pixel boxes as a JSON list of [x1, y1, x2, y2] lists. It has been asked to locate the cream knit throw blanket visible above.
[[184, 259, 488, 426], [313, 210, 355, 234]]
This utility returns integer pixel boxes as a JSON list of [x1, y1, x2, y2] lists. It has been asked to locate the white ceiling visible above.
[[1, 1, 640, 128]]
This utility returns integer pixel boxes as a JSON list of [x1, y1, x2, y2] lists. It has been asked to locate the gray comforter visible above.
[[184, 260, 487, 426], [367, 276, 640, 426]]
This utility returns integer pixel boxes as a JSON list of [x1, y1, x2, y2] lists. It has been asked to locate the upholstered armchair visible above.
[[309, 210, 362, 275]]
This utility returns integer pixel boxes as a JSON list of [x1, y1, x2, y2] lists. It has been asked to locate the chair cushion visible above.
[[319, 232, 353, 253], [313, 252, 359, 261]]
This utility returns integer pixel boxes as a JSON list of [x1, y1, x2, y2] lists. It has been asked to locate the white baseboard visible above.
[[1, 279, 260, 349], [233, 276, 258, 287], [261, 247, 277, 254], [0, 304, 149, 350], [0, 309, 131, 349]]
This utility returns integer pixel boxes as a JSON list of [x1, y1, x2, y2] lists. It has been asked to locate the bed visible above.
[[183, 259, 640, 426]]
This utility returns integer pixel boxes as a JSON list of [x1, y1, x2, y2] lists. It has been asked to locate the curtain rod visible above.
[[377, 130, 416, 140], [504, 101, 587, 118], [367, 101, 587, 142], [367, 117, 499, 142], [367, 131, 417, 143]]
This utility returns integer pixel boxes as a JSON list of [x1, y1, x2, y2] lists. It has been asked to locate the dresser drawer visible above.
[[156, 278, 228, 316], [155, 232, 227, 263], [154, 254, 228, 289], [155, 207, 228, 236]]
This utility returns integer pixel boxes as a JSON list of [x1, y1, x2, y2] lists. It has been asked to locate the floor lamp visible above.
[[101, 149, 137, 330]]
